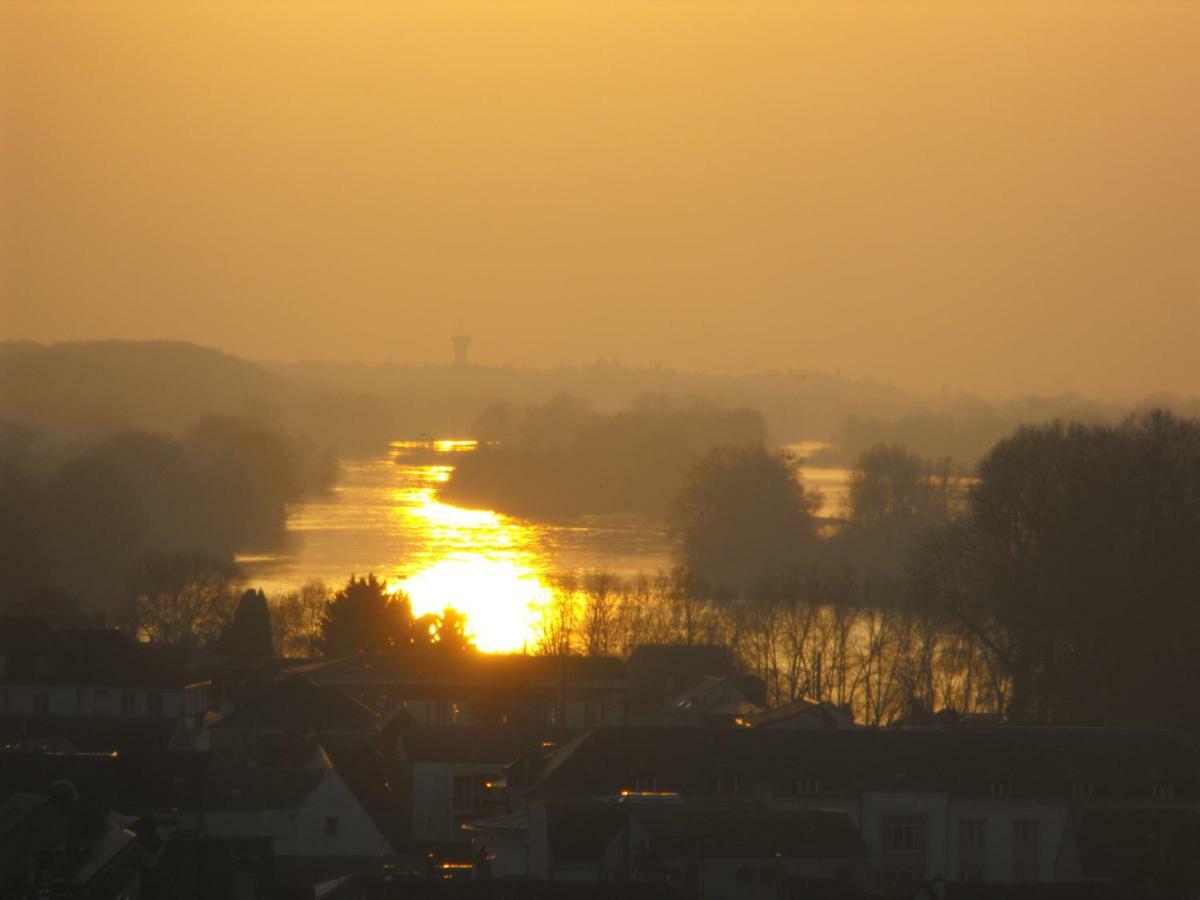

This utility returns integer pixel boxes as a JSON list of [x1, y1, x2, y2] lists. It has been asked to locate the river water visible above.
[[238, 439, 849, 651]]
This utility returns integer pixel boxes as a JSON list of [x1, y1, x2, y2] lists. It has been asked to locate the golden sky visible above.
[[3, 1, 1197, 397]]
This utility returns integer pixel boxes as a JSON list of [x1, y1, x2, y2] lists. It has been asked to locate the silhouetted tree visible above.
[[318, 574, 414, 656], [837, 443, 959, 573], [221, 588, 274, 660], [434, 607, 475, 652], [911, 410, 1200, 724], [130, 551, 240, 648], [672, 445, 822, 597], [272, 580, 331, 657]]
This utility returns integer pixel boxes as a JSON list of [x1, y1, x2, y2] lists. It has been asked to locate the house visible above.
[[611, 803, 867, 898], [0, 617, 209, 722], [201, 749, 394, 885], [293, 651, 629, 729], [627, 645, 755, 719], [206, 673, 380, 755], [747, 697, 856, 730], [1054, 806, 1200, 891], [514, 724, 1200, 891], [660, 676, 764, 727], [0, 788, 154, 899], [397, 724, 573, 848]]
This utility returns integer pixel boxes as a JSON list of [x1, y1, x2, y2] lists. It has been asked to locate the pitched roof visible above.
[[0, 792, 54, 838], [202, 766, 324, 811], [527, 725, 1200, 803], [210, 673, 379, 735], [670, 676, 762, 716], [296, 651, 627, 688], [402, 725, 574, 765], [749, 698, 856, 729], [0, 617, 192, 688]]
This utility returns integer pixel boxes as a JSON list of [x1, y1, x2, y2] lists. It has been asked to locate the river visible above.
[[237, 439, 849, 651]]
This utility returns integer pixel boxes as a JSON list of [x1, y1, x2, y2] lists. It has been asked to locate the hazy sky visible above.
[[3, 1, 1197, 397]]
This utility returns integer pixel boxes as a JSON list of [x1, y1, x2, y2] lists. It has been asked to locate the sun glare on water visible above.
[[387, 441, 552, 653]]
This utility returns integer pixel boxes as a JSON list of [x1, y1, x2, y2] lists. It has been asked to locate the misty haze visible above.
[[1, 2, 1199, 900]]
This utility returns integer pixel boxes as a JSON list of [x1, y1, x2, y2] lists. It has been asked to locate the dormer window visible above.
[[990, 781, 1012, 798], [1069, 782, 1094, 800]]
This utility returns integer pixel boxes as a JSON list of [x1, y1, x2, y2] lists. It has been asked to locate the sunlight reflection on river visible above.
[[237, 439, 848, 652]]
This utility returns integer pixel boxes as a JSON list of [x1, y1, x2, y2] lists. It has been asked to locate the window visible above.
[[959, 819, 986, 850], [92, 690, 111, 715], [0, 654, 7, 677], [120, 691, 136, 715], [1012, 819, 1040, 882], [715, 775, 739, 795], [797, 777, 821, 796], [990, 781, 1012, 798], [1070, 782, 1094, 800], [325, 816, 339, 836], [958, 864, 984, 882], [33, 655, 49, 677], [147, 692, 163, 716], [33, 693, 50, 714], [884, 817, 926, 853], [882, 816, 927, 881], [634, 774, 658, 792], [735, 866, 755, 886], [1153, 784, 1176, 801], [0, 690, 9, 712], [1013, 819, 1039, 848]]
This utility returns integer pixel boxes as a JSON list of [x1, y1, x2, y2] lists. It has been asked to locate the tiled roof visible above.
[[202, 765, 324, 812], [0, 617, 191, 688], [402, 725, 574, 764], [209, 673, 379, 734], [297, 651, 627, 687], [528, 725, 1200, 803]]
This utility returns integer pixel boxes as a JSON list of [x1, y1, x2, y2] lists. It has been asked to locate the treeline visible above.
[[0, 415, 337, 615], [528, 568, 1000, 727], [0, 340, 393, 457], [441, 394, 767, 518], [535, 409, 1200, 728], [127, 571, 471, 661]]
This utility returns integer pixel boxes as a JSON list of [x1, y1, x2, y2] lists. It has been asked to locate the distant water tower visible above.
[[451, 331, 471, 367]]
